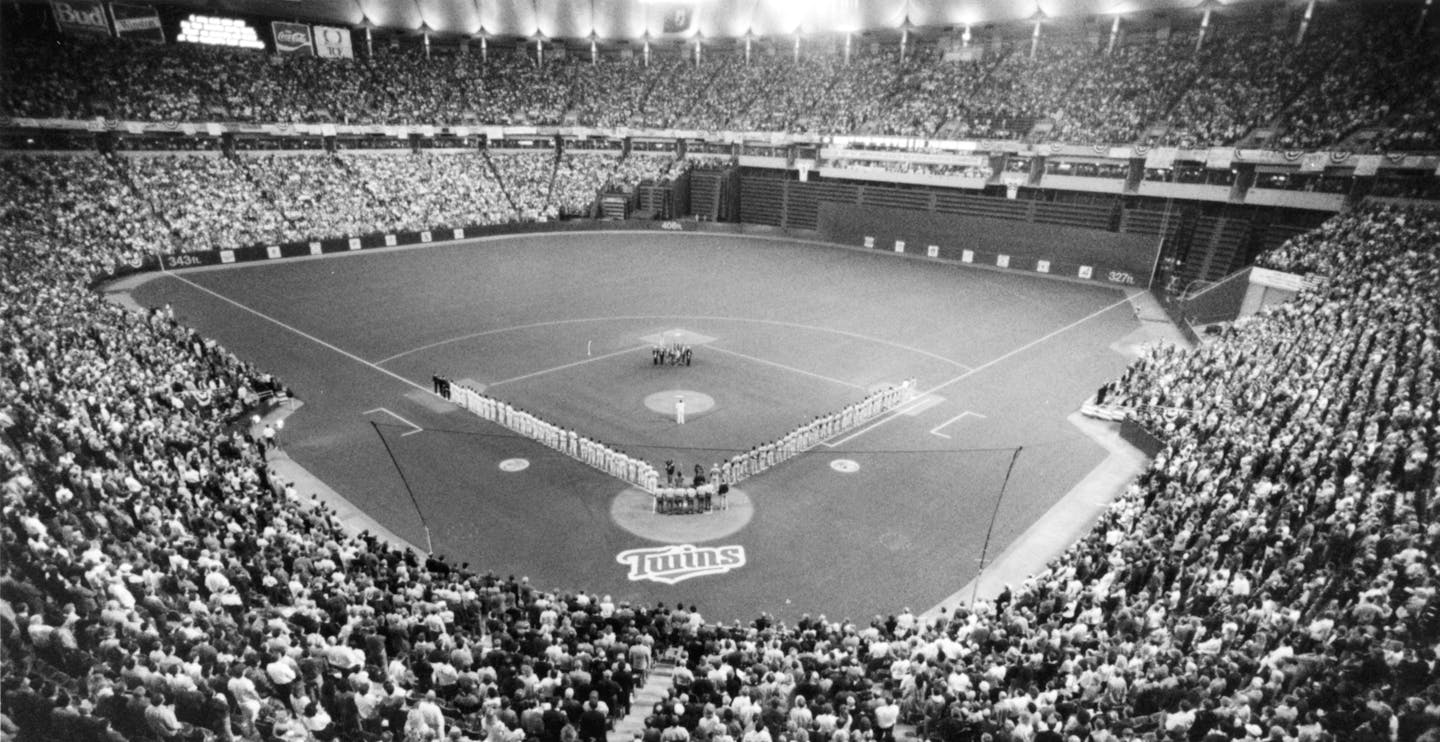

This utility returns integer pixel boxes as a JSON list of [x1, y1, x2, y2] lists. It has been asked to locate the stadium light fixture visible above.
[[1028, 5, 1045, 59]]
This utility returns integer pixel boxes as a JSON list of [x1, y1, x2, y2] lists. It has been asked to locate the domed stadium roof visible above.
[[125, 0, 1274, 40]]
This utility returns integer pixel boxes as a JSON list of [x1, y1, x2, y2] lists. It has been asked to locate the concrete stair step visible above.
[[609, 662, 677, 742]]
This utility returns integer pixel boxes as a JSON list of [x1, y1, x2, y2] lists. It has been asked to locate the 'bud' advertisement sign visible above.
[[51, 1, 110, 37]]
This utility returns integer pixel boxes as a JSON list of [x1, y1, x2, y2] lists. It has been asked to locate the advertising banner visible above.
[[313, 25, 354, 59], [51, 1, 110, 37], [271, 21, 314, 55], [109, 3, 163, 42]]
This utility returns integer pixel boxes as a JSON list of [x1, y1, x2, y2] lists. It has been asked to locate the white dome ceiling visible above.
[[142, 0, 1277, 39]]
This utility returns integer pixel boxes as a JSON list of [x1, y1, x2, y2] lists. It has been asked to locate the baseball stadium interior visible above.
[[2, 0, 1440, 740]]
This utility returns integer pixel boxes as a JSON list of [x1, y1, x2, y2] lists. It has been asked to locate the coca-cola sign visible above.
[[271, 21, 313, 55]]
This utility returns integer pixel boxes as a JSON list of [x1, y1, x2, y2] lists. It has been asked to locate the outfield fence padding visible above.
[[818, 202, 1161, 288]]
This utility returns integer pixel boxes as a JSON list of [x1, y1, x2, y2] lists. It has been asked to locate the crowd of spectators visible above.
[[1269, 13, 1423, 151], [1, 146, 697, 742], [5, 5, 1438, 151], [0, 147, 671, 258], [5, 138, 1440, 742], [4, 6, 1440, 742], [825, 159, 992, 180], [125, 155, 292, 251], [547, 154, 678, 217]]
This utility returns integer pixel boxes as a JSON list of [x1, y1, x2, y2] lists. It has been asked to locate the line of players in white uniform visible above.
[[447, 382, 660, 492], [719, 377, 916, 483], [440, 377, 917, 512]]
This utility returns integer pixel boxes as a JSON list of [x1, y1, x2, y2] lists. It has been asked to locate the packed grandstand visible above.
[[4, 4, 1440, 149], [2, 0, 1439, 741]]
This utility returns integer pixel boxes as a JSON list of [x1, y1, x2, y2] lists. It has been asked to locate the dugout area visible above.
[[129, 231, 1141, 621]]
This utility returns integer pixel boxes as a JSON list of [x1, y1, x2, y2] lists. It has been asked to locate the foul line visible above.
[[823, 294, 1137, 447], [364, 408, 424, 436], [487, 344, 650, 388], [158, 271, 431, 395], [707, 346, 867, 391]]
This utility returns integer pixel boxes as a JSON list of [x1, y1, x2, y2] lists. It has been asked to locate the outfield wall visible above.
[[100, 212, 1156, 292], [818, 202, 1161, 289], [94, 219, 731, 283]]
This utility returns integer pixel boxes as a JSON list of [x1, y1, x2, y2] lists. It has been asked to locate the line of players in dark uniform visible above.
[[653, 460, 730, 515], [652, 342, 693, 366]]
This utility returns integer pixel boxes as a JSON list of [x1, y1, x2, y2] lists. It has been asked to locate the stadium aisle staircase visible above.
[[106, 153, 171, 234], [482, 148, 523, 219], [232, 152, 296, 230], [607, 656, 918, 742], [542, 148, 561, 215], [609, 658, 678, 741], [333, 152, 392, 221]]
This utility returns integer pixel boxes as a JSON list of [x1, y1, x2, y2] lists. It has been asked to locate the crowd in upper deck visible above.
[[0, 149, 675, 256], [3, 6, 1437, 151]]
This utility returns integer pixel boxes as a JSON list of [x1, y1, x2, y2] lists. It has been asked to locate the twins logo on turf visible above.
[[616, 544, 746, 584]]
